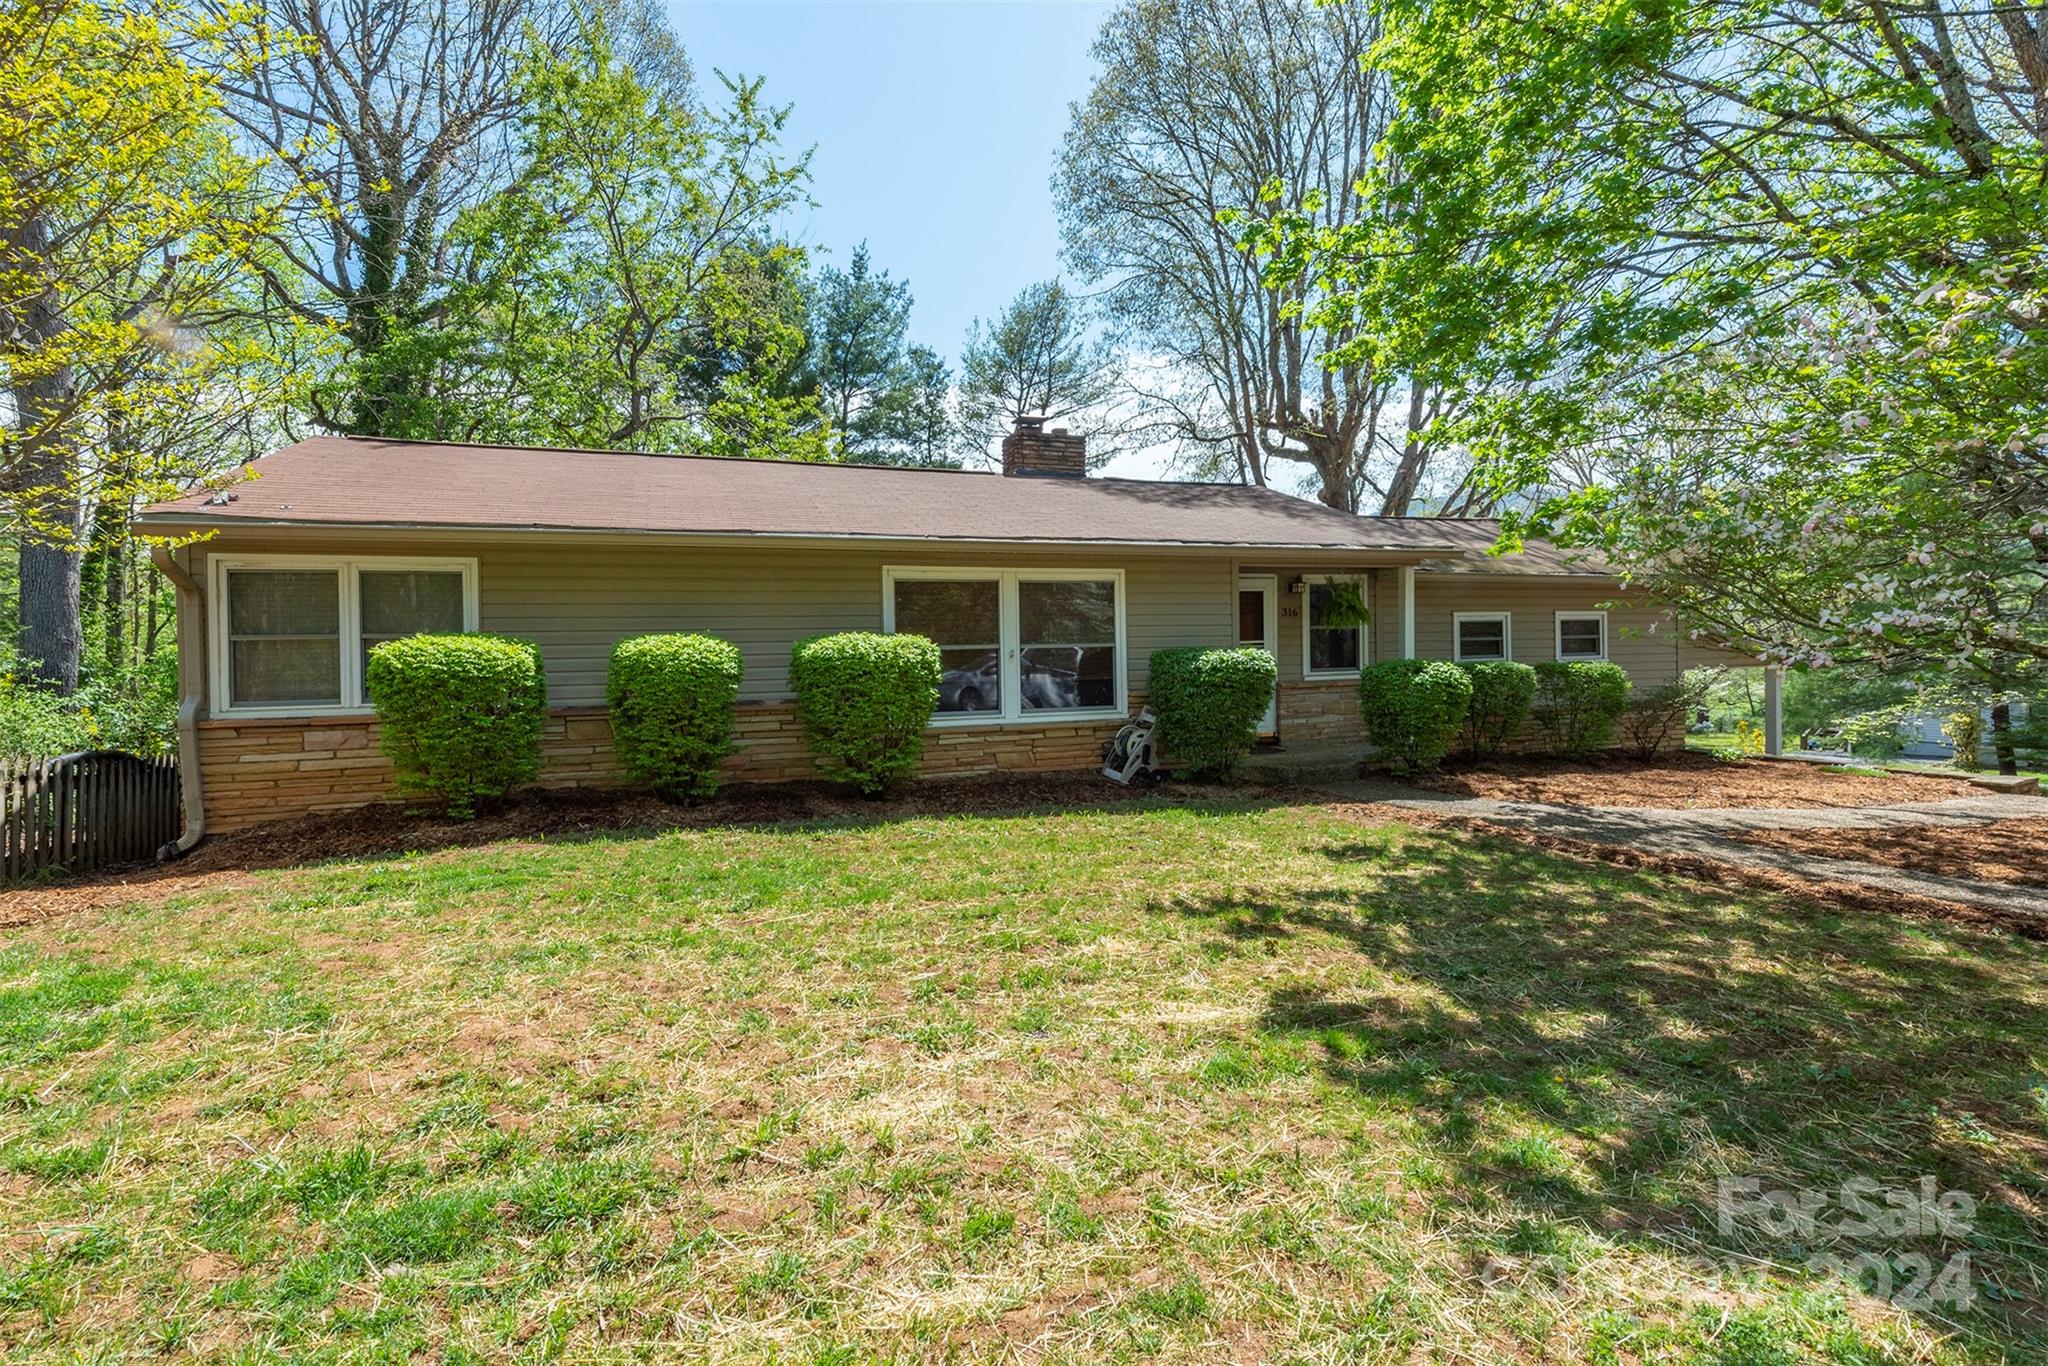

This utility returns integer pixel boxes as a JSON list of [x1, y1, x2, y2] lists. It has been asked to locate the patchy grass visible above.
[[1, 796, 2044, 1362]]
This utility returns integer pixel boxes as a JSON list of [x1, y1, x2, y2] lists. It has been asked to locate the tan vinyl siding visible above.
[[1411, 576, 1702, 685], [191, 536, 1235, 711]]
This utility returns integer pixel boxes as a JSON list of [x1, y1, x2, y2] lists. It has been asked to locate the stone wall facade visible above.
[[198, 702, 1131, 834], [1276, 680, 1364, 746]]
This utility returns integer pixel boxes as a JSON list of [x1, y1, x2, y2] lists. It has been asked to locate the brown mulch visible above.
[[1732, 818, 2048, 891], [0, 772, 1250, 928], [1410, 752, 1982, 809], [1336, 800, 2048, 941]]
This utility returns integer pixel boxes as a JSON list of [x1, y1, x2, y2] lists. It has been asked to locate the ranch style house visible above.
[[136, 418, 1734, 836]]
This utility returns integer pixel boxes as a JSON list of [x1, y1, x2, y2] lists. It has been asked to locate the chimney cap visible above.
[[1013, 413, 1048, 432]]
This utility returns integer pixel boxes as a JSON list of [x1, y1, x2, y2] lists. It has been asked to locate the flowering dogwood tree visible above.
[[1248, 0, 2048, 768]]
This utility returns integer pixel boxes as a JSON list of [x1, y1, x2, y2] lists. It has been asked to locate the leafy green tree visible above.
[[1059, 0, 1467, 512], [348, 15, 823, 458], [800, 243, 916, 460], [868, 344, 959, 468], [1254, 0, 2048, 770], [1, 0, 300, 690], [957, 280, 1117, 463]]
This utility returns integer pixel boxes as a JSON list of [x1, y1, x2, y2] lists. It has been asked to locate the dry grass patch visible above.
[[1, 797, 2043, 1362]]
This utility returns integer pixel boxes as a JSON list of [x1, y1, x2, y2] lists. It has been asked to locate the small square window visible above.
[[1454, 613, 1510, 663], [1556, 612, 1607, 660]]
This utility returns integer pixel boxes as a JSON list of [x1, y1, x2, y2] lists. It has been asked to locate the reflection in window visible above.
[[1020, 579, 1116, 712], [893, 578, 1002, 713]]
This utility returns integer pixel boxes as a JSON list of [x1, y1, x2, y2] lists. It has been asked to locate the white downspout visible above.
[[147, 544, 206, 858]]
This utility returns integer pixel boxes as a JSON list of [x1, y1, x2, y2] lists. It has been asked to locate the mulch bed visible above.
[[1411, 751, 1982, 810], [1338, 800, 2048, 940], [0, 772, 1251, 926], [1732, 818, 2048, 891]]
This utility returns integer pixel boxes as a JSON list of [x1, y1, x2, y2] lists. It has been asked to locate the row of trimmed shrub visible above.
[[1357, 657, 1635, 772], [363, 631, 948, 815], [364, 633, 1282, 815]]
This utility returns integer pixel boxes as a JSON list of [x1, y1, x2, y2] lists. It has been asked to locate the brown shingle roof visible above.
[[136, 438, 1616, 575], [136, 437, 1462, 553], [1407, 518, 1618, 577]]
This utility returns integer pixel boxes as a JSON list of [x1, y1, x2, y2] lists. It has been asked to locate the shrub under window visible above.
[[1531, 661, 1630, 758], [1148, 647, 1277, 778], [606, 634, 743, 801], [365, 634, 546, 817], [1458, 660, 1537, 758], [1358, 658, 1472, 772], [790, 632, 941, 793]]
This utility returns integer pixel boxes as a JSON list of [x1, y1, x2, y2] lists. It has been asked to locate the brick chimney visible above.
[[1001, 414, 1087, 478]]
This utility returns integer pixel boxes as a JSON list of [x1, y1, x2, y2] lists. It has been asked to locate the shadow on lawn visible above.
[[16, 774, 1298, 897], [1161, 828, 2048, 1349]]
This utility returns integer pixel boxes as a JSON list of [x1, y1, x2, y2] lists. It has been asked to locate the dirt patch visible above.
[[1411, 752, 1981, 809], [1733, 818, 2048, 890], [0, 772, 1254, 927]]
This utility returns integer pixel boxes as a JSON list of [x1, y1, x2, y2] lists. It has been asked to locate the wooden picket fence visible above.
[[0, 750, 182, 883]]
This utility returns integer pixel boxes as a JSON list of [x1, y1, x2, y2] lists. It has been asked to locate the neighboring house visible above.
[[1894, 701, 2031, 762], [137, 418, 1728, 834]]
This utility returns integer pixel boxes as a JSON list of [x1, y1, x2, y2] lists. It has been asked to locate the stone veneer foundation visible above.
[[196, 701, 1138, 833]]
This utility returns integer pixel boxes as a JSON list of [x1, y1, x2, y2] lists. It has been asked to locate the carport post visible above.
[[1763, 665, 1784, 757], [1399, 565, 1415, 658]]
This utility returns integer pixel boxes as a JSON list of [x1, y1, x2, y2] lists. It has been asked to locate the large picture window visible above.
[[211, 557, 478, 715], [1303, 576, 1366, 678], [885, 568, 1125, 724]]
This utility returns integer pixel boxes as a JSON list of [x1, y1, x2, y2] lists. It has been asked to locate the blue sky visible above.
[[668, 1, 1112, 363]]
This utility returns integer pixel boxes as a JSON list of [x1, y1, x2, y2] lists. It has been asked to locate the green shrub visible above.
[[606, 634, 743, 801], [1358, 658, 1473, 772], [789, 632, 940, 794], [1456, 660, 1537, 759], [1148, 647, 1276, 778], [1531, 661, 1631, 758], [365, 634, 547, 817], [0, 650, 178, 758]]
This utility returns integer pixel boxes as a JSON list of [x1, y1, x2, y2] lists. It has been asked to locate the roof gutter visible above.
[[146, 544, 205, 860], [128, 515, 1462, 559]]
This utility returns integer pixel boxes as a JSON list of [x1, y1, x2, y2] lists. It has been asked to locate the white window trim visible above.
[[1301, 573, 1369, 680], [882, 566, 1127, 728], [1452, 611, 1513, 663], [1554, 610, 1608, 662], [208, 554, 480, 718]]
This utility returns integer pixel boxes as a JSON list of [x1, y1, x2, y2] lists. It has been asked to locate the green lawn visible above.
[[3, 797, 2044, 1362]]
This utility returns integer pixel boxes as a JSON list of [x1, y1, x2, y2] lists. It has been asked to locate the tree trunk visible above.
[[1990, 701, 2018, 777], [5, 214, 86, 692]]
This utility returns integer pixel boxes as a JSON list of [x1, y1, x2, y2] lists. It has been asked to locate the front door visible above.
[[1236, 574, 1279, 738]]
